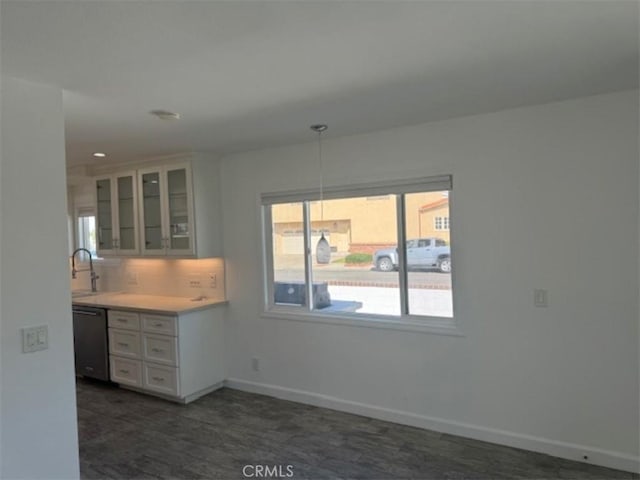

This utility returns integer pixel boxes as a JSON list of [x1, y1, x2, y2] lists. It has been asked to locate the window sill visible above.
[[261, 308, 464, 336]]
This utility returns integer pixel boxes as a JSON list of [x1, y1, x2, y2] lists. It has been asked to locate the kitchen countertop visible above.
[[72, 292, 227, 315]]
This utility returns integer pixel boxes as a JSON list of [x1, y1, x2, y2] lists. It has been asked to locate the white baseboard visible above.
[[225, 378, 639, 474]]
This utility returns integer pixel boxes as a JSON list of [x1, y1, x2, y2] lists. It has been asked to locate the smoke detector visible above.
[[149, 110, 180, 120]]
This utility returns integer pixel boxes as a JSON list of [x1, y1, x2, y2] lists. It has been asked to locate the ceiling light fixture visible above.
[[149, 109, 181, 121], [93, 152, 106, 158], [311, 124, 331, 265]]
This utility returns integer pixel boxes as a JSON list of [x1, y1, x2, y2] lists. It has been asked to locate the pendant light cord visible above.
[[318, 130, 324, 223]]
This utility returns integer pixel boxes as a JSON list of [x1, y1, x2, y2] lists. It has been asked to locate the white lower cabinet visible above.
[[143, 363, 179, 396], [110, 357, 142, 387], [109, 329, 142, 358], [142, 333, 178, 366], [107, 307, 224, 403]]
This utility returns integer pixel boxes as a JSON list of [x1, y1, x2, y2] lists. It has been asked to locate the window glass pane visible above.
[[77, 215, 97, 261], [309, 195, 400, 316], [404, 191, 453, 317], [271, 203, 306, 306]]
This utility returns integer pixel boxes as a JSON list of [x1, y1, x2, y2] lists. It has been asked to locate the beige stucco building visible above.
[[272, 191, 450, 254]]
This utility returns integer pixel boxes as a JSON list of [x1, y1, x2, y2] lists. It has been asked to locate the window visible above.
[[77, 209, 97, 261], [434, 216, 449, 231], [262, 175, 454, 323]]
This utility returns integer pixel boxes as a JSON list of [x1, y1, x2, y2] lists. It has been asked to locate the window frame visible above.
[[260, 175, 461, 336]]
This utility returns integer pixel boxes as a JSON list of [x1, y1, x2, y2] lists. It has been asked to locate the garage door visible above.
[[281, 233, 330, 254]]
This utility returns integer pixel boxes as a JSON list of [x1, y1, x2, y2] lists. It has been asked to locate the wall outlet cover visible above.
[[534, 289, 548, 307], [188, 273, 202, 288], [125, 271, 138, 285]]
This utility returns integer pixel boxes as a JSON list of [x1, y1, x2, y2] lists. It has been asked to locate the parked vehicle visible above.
[[373, 238, 451, 273]]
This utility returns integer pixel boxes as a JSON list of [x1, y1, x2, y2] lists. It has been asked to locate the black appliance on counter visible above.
[[72, 305, 109, 381]]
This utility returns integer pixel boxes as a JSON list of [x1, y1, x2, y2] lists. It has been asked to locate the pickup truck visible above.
[[373, 238, 451, 273]]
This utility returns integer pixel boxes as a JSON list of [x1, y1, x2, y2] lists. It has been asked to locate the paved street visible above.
[[275, 265, 451, 289]]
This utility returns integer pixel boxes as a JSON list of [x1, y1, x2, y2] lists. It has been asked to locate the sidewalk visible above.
[[328, 285, 453, 317]]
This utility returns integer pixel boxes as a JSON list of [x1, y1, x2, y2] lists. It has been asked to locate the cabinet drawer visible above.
[[108, 310, 140, 331], [110, 357, 142, 387], [142, 333, 178, 366], [141, 314, 177, 336], [143, 363, 179, 396], [108, 329, 141, 359]]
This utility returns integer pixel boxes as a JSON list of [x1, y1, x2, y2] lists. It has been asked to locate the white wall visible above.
[[220, 91, 639, 472], [0, 76, 80, 478]]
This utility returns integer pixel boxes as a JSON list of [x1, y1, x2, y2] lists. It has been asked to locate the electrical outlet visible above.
[[251, 357, 260, 372], [125, 271, 138, 285], [208, 273, 217, 289], [534, 289, 548, 307], [22, 325, 48, 353], [187, 274, 202, 288]]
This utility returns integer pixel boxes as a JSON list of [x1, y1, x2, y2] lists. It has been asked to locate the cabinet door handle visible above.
[[151, 348, 164, 354], [117, 342, 129, 348], [152, 376, 165, 382], [119, 369, 130, 374], [117, 318, 127, 323], [73, 309, 99, 316], [154, 323, 164, 327], [84, 366, 94, 371]]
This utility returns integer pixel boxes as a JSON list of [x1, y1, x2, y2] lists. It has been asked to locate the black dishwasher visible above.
[[72, 306, 109, 381]]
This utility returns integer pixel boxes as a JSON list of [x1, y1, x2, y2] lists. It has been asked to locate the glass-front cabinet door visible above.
[[115, 173, 139, 255], [139, 170, 165, 255], [95, 177, 115, 255], [95, 173, 139, 256], [166, 166, 194, 255], [138, 164, 195, 256]]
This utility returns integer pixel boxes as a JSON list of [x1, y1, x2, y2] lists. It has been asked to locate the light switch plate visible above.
[[208, 273, 217, 289], [22, 325, 48, 353], [534, 289, 548, 307]]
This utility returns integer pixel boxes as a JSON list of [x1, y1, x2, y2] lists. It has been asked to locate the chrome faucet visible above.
[[71, 248, 99, 293]]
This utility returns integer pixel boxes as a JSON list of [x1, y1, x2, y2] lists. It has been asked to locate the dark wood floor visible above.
[[77, 379, 637, 480]]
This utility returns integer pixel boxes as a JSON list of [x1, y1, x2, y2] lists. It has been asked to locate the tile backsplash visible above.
[[71, 258, 225, 301]]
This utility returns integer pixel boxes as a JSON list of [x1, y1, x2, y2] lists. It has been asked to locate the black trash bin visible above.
[[274, 281, 331, 309]]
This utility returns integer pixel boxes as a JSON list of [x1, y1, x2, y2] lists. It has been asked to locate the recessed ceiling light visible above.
[[93, 152, 106, 158], [149, 110, 180, 120]]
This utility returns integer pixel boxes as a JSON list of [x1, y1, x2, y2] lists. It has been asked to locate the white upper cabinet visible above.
[[95, 171, 139, 256], [94, 155, 221, 258], [138, 163, 195, 256]]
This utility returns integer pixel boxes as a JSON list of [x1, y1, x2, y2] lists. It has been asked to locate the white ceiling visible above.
[[1, 1, 638, 167]]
